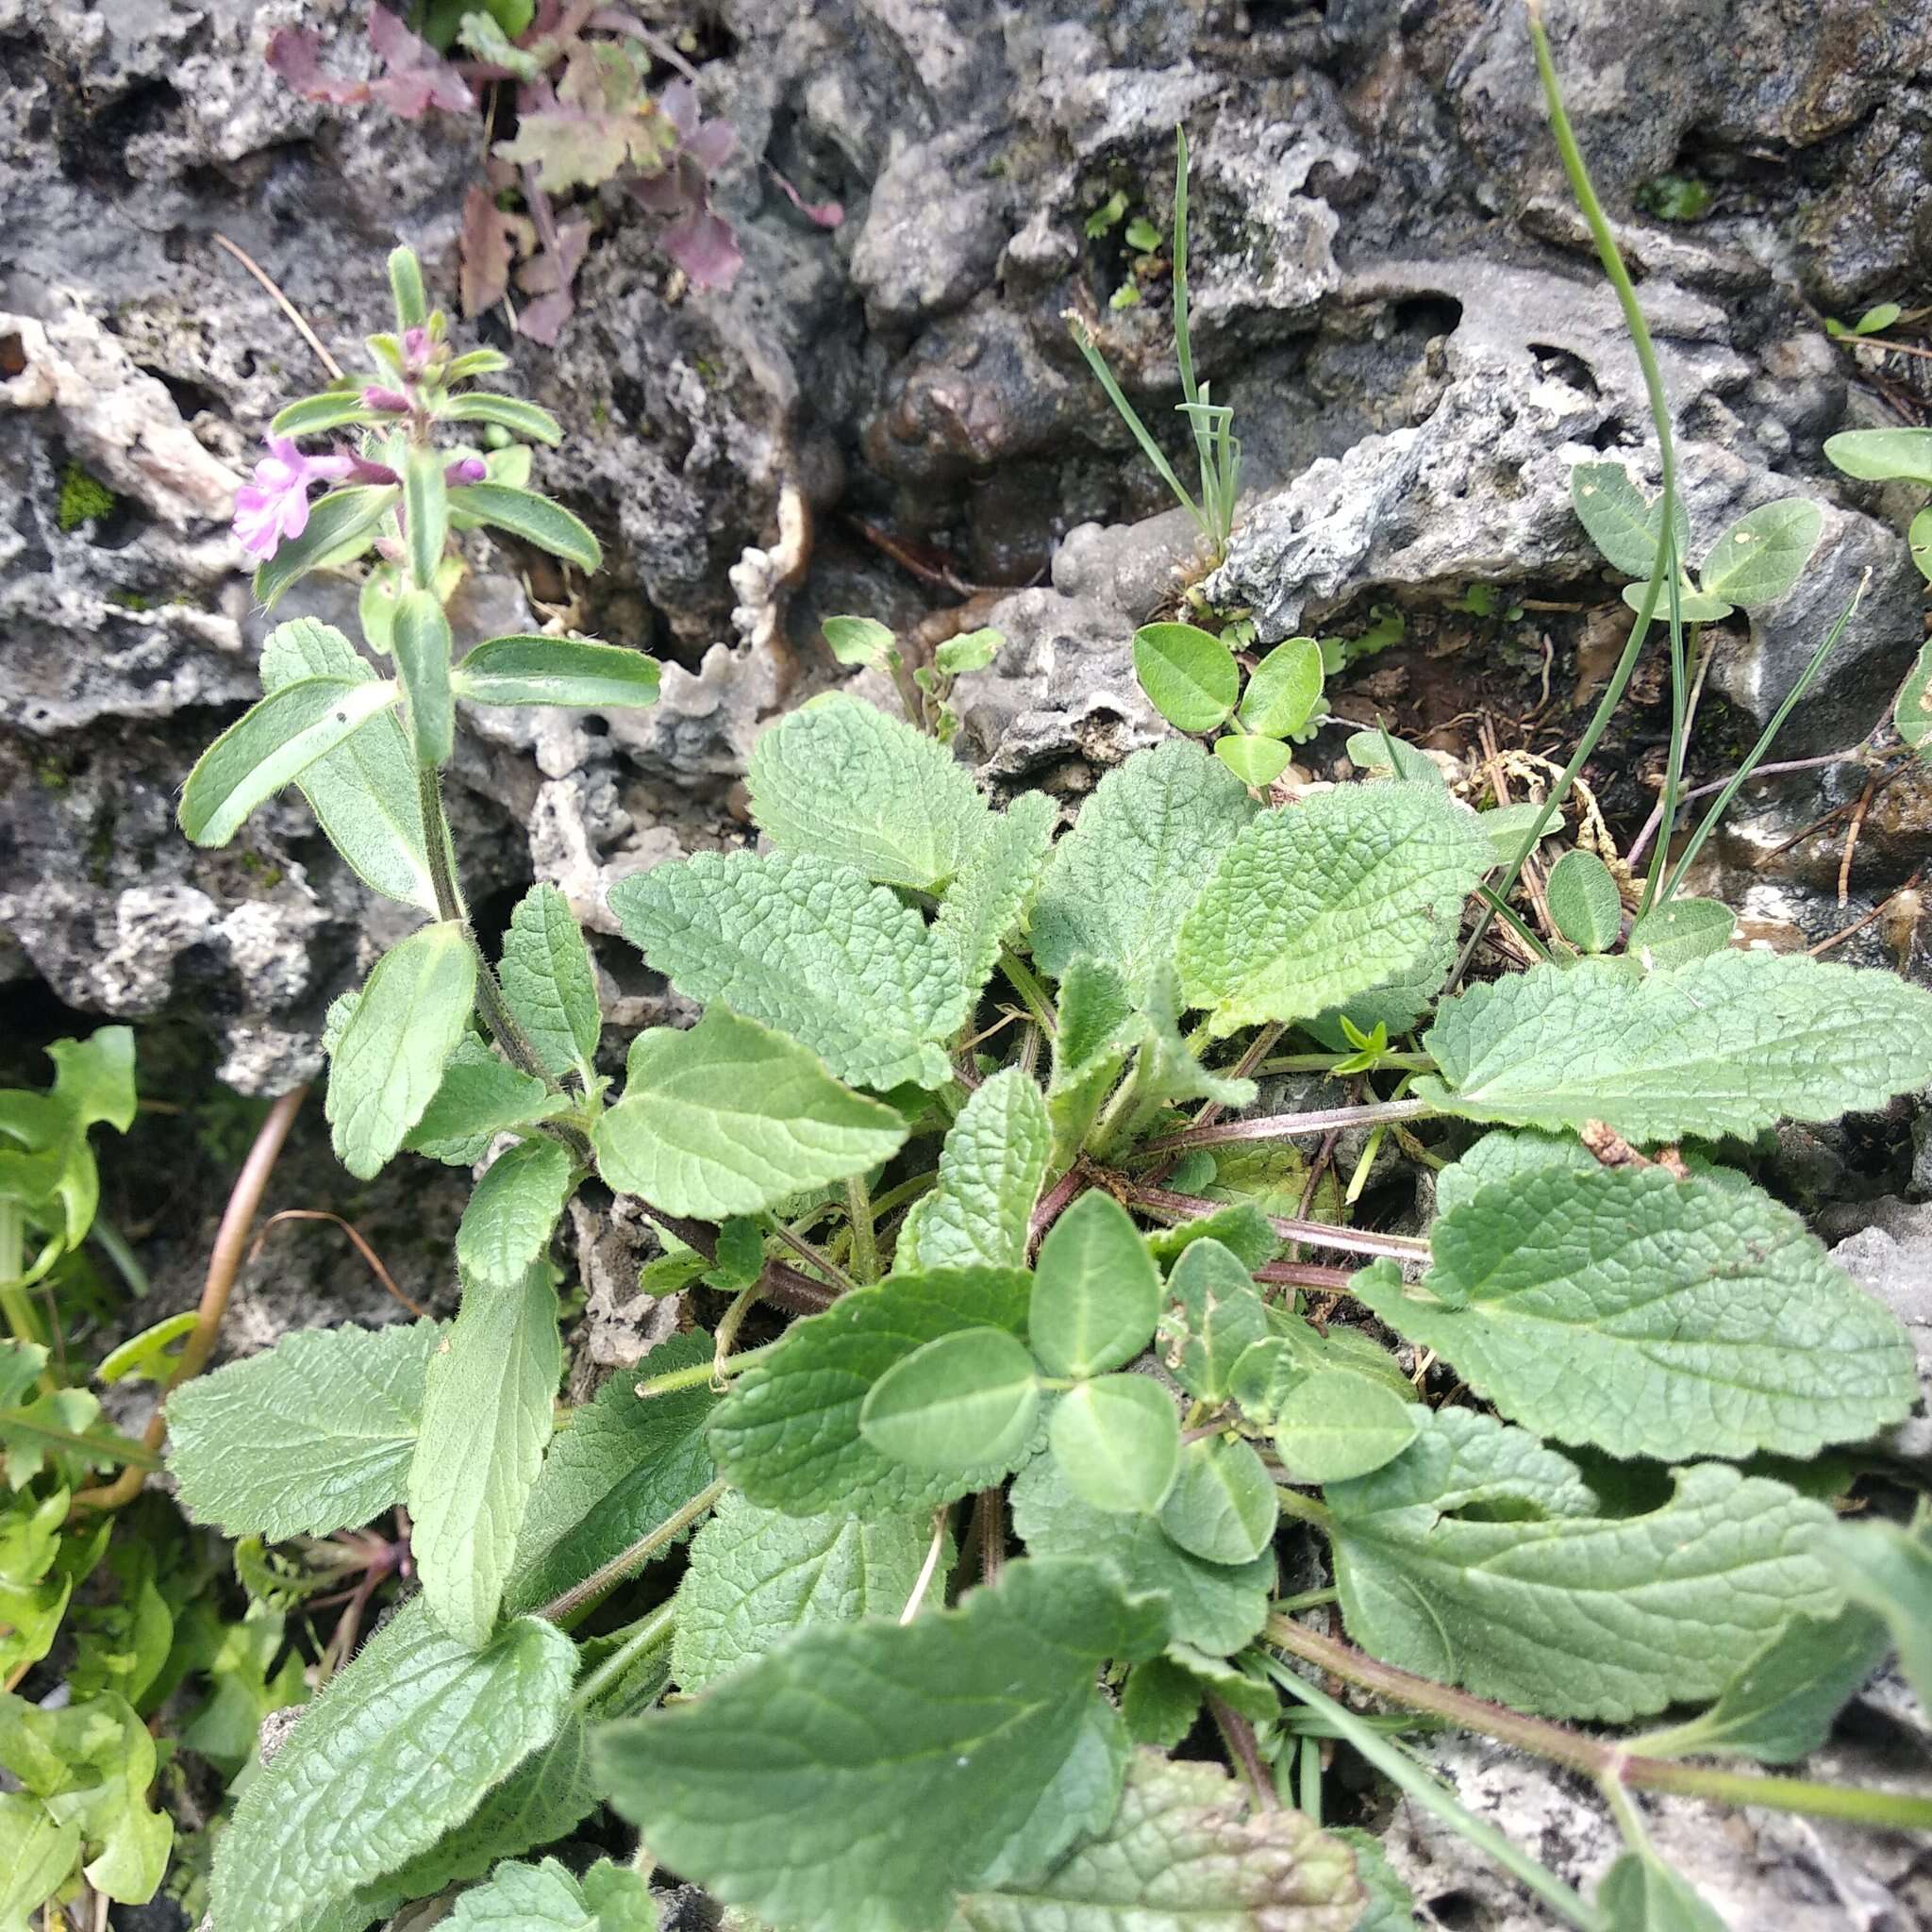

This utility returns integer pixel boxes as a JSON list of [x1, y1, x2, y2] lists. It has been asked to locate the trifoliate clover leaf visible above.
[[1177, 782, 1491, 1037], [1569, 460, 1689, 579], [594, 1559, 1167, 1932], [1326, 1407, 1840, 1721], [1356, 1162, 1914, 1460], [1417, 950, 1932, 1141], [1161, 1238, 1269, 1405], [1132, 622, 1239, 733], [592, 1007, 908, 1220], [896, 1070, 1051, 1274], [1030, 741, 1256, 1001], [1272, 1371, 1420, 1484], [747, 692, 992, 890], [610, 852, 965, 1091]]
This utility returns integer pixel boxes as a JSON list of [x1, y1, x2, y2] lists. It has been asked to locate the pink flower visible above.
[[444, 456, 488, 485], [233, 436, 353, 558]]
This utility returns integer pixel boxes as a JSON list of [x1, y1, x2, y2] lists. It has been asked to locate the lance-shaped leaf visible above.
[[1357, 1163, 1914, 1460], [209, 1602, 576, 1932], [1417, 950, 1932, 1141], [325, 924, 478, 1180], [507, 1332, 719, 1618], [179, 677, 401, 847], [612, 852, 964, 1091], [439, 393, 564, 443], [403, 1037, 565, 1167], [1177, 783, 1491, 1036], [454, 635, 661, 708], [896, 1070, 1051, 1274], [594, 1559, 1168, 1932], [391, 586, 455, 767], [402, 446, 450, 593], [456, 1139, 577, 1289], [747, 692, 992, 890], [258, 618, 434, 910], [1030, 1191, 1162, 1379], [1046, 958, 1138, 1169], [271, 391, 382, 437], [1326, 1407, 1840, 1721], [952, 1749, 1364, 1932], [447, 483, 600, 572], [672, 1491, 936, 1693], [708, 1266, 1031, 1515], [165, 1320, 440, 1541], [1698, 498, 1824, 608], [933, 791, 1056, 1001], [860, 1327, 1041, 1474], [499, 885, 602, 1082], [408, 1267, 562, 1646], [592, 1007, 908, 1220], [255, 484, 396, 608], [1030, 741, 1256, 1000]]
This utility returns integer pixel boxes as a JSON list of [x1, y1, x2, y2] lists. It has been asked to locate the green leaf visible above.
[[447, 483, 601, 572], [1132, 622, 1239, 732], [1597, 1853, 1728, 1932], [672, 1491, 936, 1693], [1160, 1238, 1269, 1405], [1824, 426, 1932, 486], [1475, 801, 1550, 870], [1030, 1191, 1161, 1379], [404, 1037, 564, 1166], [898, 1070, 1051, 1274], [1909, 506, 1932, 587], [1621, 579, 1731, 622], [1823, 1514, 1932, 1711], [1273, 1372, 1420, 1483], [1214, 734, 1292, 787], [1329, 1828, 1417, 1932], [937, 626, 1003, 675], [0, 1792, 78, 1932], [1357, 1163, 1914, 1460], [457, 1140, 577, 1288], [1240, 635, 1324, 738], [270, 391, 381, 437], [391, 586, 455, 766], [453, 635, 661, 708], [507, 1332, 718, 1617], [1030, 741, 1256, 1001], [442, 1857, 658, 1931], [1326, 1407, 1840, 1721], [595, 1559, 1167, 1932], [1344, 731, 1441, 785], [179, 676, 401, 846], [1544, 849, 1623, 953], [593, 1007, 908, 1219], [1698, 498, 1824, 608], [499, 885, 602, 1082], [439, 393, 564, 443], [210, 1603, 576, 1932], [1569, 461, 1689, 577], [747, 692, 991, 890], [952, 1749, 1365, 1932], [325, 923, 479, 1180], [1047, 1374, 1179, 1515], [1045, 958, 1139, 1169], [974, 1695, 1129, 1892], [165, 1320, 439, 1540], [933, 791, 1056, 1001], [1625, 895, 1735, 967], [1854, 300, 1903, 334], [709, 1267, 1032, 1514], [1895, 637, 1932, 754], [860, 1327, 1041, 1474], [1417, 950, 1932, 1141], [1010, 1451, 1274, 1657], [611, 853, 963, 1091], [408, 1267, 561, 1646], [255, 485, 397, 609], [1158, 1435, 1275, 1564], [1177, 783, 1491, 1037], [402, 445, 450, 592], [822, 616, 897, 667], [258, 618, 435, 910]]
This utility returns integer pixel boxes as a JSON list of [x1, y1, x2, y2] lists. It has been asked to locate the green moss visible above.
[[57, 463, 117, 532], [106, 590, 152, 612]]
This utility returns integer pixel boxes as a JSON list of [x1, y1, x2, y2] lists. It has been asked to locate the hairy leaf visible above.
[[404, 1037, 564, 1166], [1326, 1407, 1840, 1721], [454, 635, 660, 708], [1161, 1238, 1270, 1406], [747, 693, 991, 890], [952, 1749, 1364, 1932], [897, 1071, 1051, 1273], [595, 1559, 1167, 1932], [446, 483, 600, 572], [439, 392, 563, 444], [456, 1140, 577, 1289], [166, 1321, 439, 1541], [593, 1008, 908, 1219], [408, 1268, 561, 1645], [1132, 623, 1240, 733], [1030, 1190, 1162, 1378], [1177, 783, 1490, 1036], [611, 853, 964, 1091], [1158, 1435, 1275, 1565], [1699, 499, 1824, 608], [708, 1267, 1031, 1515], [1824, 1514, 1932, 1711], [1045, 958, 1138, 1169], [1597, 1853, 1728, 1932], [499, 885, 601, 1082], [1357, 1164, 1914, 1460], [933, 791, 1056, 1002], [255, 485, 396, 609], [673, 1491, 935, 1693], [1240, 636, 1324, 739], [1569, 461, 1689, 577], [441, 1857, 658, 1931], [1272, 1372, 1420, 1484], [1625, 896, 1736, 968], [1417, 951, 1932, 1141], [1544, 849, 1623, 954], [210, 1603, 575, 1932], [1031, 741, 1256, 999]]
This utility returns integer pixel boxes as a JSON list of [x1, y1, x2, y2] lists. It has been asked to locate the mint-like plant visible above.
[[144, 24, 1932, 1932]]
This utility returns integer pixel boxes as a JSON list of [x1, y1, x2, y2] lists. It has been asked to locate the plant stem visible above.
[[998, 948, 1057, 1035], [1264, 1615, 1932, 1833], [538, 1477, 727, 1624], [1255, 1260, 1357, 1292], [572, 1599, 677, 1710], [1136, 1098, 1431, 1157], [0, 1201, 51, 1382], [844, 1174, 878, 1285], [1124, 1180, 1430, 1264], [767, 1217, 857, 1296], [1208, 1693, 1279, 1811], [1272, 1486, 1335, 1531], [635, 1337, 784, 1398], [643, 1209, 836, 1316], [1253, 1051, 1434, 1076]]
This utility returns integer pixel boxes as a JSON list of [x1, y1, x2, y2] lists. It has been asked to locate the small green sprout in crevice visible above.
[[57, 461, 117, 532]]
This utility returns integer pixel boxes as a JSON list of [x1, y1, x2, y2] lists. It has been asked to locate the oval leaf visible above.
[[1273, 1371, 1420, 1483], [1214, 734, 1292, 788], [1895, 636, 1932, 754], [1048, 1374, 1180, 1516], [1621, 579, 1732, 623], [858, 1326, 1040, 1474], [448, 482, 601, 572], [439, 393, 564, 443], [1030, 1190, 1162, 1378], [1698, 498, 1824, 609], [1132, 623, 1239, 733], [1824, 427, 1932, 486], [1239, 635, 1324, 737], [1544, 849, 1623, 954], [455, 635, 661, 709], [1626, 896, 1735, 967], [1158, 1434, 1276, 1565]]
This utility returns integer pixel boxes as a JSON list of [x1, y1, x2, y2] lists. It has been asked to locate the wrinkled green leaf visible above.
[[860, 1327, 1041, 1474], [456, 1139, 577, 1288], [442, 1857, 658, 1931], [898, 1070, 1051, 1274], [1823, 1513, 1932, 1711], [1160, 1238, 1269, 1406], [499, 884, 602, 1082], [933, 791, 1056, 1002], [404, 1036, 564, 1166]]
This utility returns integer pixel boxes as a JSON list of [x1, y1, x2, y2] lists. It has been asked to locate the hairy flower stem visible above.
[[1123, 1180, 1430, 1265], [538, 1477, 728, 1625], [1265, 1615, 1932, 1833], [997, 948, 1057, 1035], [1138, 1097, 1431, 1158], [572, 1599, 678, 1711], [844, 1173, 879, 1285]]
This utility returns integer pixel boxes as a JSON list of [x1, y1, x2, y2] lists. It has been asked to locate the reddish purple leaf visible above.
[[661, 210, 743, 290], [367, 4, 475, 118], [460, 184, 517, 316], [266, 26, 371, 105]]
